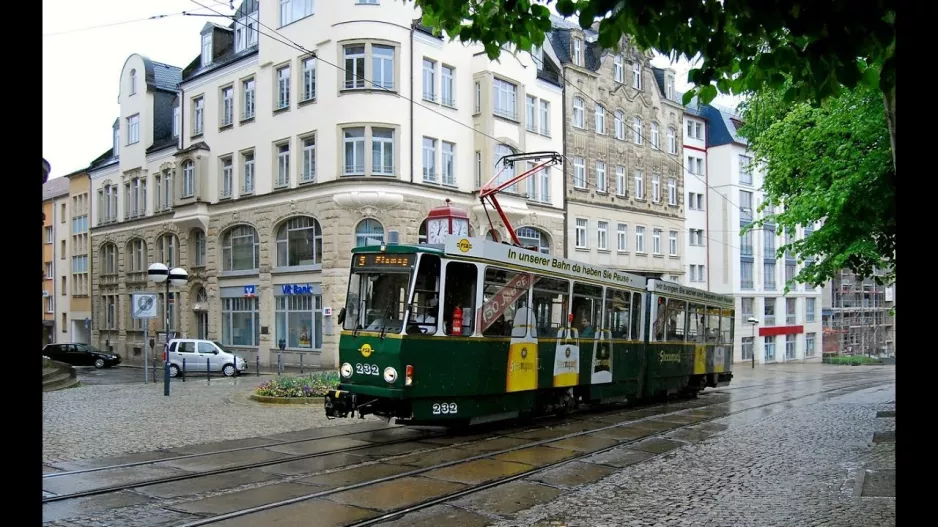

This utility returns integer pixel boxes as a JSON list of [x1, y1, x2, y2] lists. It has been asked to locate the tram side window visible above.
[[652, 296, 688, 342], [604, 288, 631, 339], [407, 255, 441, 334], [721, 310, 734, 345], [572, 282, 603, 338], [481, 267, 532, 337], [442, 261, 477, 335], [687, 303, 706, 343], [630, 291, 643, 340], [531, 276, 569, 338], [707, 307, 722, 343]]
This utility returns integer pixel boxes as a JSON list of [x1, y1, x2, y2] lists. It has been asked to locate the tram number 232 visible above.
[[431, 402, 458, 415], [355, 363, 379, 375]]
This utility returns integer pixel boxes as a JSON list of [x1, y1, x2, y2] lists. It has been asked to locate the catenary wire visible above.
[[43, 7, 213, 37]]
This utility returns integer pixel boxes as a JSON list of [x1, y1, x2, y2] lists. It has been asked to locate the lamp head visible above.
[[148, 262, 169, 284]]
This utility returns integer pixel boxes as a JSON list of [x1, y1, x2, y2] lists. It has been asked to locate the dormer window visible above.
[[113, 126, 119, 157], [129, 69, 137, 95], [531, 45, 543, 70], [665, 75, 674, 100], [201, 33, 212, 67], [613, 55, 623, 83], [173, 106, 180, 137], [235, 11, 258, 52], [573, 38, 582, 66]]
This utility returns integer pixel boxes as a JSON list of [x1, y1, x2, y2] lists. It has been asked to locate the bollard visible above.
[[278, 353, 283, 376], [182, 358, 186, 382], [256, 355, 260, 377], [300, 353, 303, 374], [207, 357, 211, 384], [152, 356, 157, 384]]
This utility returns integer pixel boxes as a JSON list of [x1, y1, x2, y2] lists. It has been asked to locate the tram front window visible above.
[[343, 271, 411, 333]]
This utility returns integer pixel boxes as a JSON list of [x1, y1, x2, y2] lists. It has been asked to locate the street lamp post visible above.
[[747, 317, 759, 369], [148, 262, 189, 396]]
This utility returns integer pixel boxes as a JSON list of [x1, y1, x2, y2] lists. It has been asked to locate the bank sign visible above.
[[281, 283, 315, 295]]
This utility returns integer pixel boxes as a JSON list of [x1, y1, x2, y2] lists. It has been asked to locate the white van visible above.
[[166, 339, 247, 377]]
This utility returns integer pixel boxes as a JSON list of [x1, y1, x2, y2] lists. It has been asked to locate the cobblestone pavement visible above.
[[484, 373, 896, 527], [42, 377, 357, 465]]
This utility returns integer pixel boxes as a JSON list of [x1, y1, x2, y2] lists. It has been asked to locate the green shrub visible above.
[[254, 371, 340, 398], [823, 355, 883, 366]]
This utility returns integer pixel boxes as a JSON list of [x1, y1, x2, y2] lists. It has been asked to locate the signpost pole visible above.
[[132, 292, 158, 385], [143, 323, 149, 383]]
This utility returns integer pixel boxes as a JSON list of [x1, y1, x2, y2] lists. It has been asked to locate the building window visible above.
[[632, 117, 643, 144], [526, 95, 537, 131], [689, 264, 697, 282], [182, 160, 195, 198], [193, 97, 204, 135], [764, 299, 775, 326], [740, 190, 753, 222], [276, 65, 291, 110], [242, 151, 255, 193], [764, 262, 776, 290], [222, 225, 260, 271], [235, 11, 259, 51], [301, 136, 316, 183], [129, 69, 136, 95], [100, 243, 117, 275], [343, 127, 365, 175], [539, 99, 549, 135], [742, 337, 754, 360], [276, 216, 323, 267], [276, 295, 323, 350], [220, 156, 233, 198], [193, 230, 206, 267], [650, 122, 659, 149], [372, 45, 394, 89], [764, 336, 776, 361], [740, 260, 753, 289], [494, 143, 516, 190], [222, 297, 259, 347], [634, 170, 644, 199], [665, 75, 674, 100], [442, 141, 455, 186], [669, 231, 678, 256], [355, 218, 385, 247], [632, 61, 642, 89], [572, 97, 584, 128], [805, 333, 816, 357], [275, 142, 290, 187], [201, 33, 212, 67], [806, 298, 816, 323], [739, 155, 752, 185], [173, 106, 180, 137], [301, 57, 316, 102], [614, 110, 625, 140], [613, 55, 623, 83], [517, 227, 550, 254], [668, 178, 677, 205], [635, 226, 645, 253], [127, 238, 147, 272], [595, 161, 606, 192], [575, 218, 588, 248], [221, 86, 234, 126], [422, 137, 437, 183], [652, 175, 660, 202], [785, 334, 796, 359], [667, 127, 676, 154], [242, 78, 255, 120], [423, 58, 436, 101], [157, 234, 178, 267], [595, 104, 606, 134], [280, 0, 314, 26], [615, 166, 626, 196], [474, 82, 481, 113], [652, 229, 661, 254], [786, 297, 797, 325], [372, 128, 394, 175], [475, 151, 482, 187], [573, 157, 586, 188], [344, 44, 365, 89], [573, 38, 582, 65], [617, 224, 627, 252], [127, 114, 139, 144], [493, 78, 517, 119], [741, 297, 754, 318], [441, 65, 454, 107], [597, 221, 608, 250], [155, 169, 173, 211]]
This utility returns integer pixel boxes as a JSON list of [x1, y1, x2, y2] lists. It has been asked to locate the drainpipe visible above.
[[179, 87, 185, 151], [409, 23, 415, 184], [704, 118, 711, 290], [561, 71, 568, 259]]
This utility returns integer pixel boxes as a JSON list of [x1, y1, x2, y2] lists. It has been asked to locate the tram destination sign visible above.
[[446, 236, 646, 289], [353, 253, 416, 269], [648, 279, 734, 306]]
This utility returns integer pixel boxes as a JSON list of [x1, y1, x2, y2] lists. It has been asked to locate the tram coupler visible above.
[[324, 389, 357, 418]]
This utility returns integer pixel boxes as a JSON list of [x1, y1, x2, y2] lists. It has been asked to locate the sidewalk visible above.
[[118, 362, 331, 377]]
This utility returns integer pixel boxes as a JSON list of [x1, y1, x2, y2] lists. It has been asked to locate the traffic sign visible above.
[[132, 293, 158, 319]]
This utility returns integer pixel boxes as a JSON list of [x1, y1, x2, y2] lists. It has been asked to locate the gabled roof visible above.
[[546, 16, 604, 71], [42, 176, 69, 201], [699, 104, 747, 147], [181, 0, 258, 83], [88, 148, 117, 171], [150, 60, 183, 91]]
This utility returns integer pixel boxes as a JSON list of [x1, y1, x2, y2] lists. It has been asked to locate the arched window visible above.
[[129, 69, 137, 95], [222, 225, 259, 271], [190, 229, 206, 267], [614, 110, 625, 140], [182, 160, 195, 198], [494, 143, 516, 189], [126, 238, 147, 272], [517, 227, 551, 254], [276, 216, 323, 267], [196, 287, 208, 303], [100, 243, 118, 275], [572, 97, 585, 128], [485, 229, 500, 242], [157, 233, 179, 267], [418, 219, 427, 244], [650, 122, 660, 150], [667, 127, 677, 154], [355, 219, 384, 247]]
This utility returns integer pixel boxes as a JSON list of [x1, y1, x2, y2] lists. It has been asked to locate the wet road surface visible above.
[[42, 364, 895, 526]]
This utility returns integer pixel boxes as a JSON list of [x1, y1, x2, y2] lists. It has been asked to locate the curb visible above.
[[249, 393, 326, 405]]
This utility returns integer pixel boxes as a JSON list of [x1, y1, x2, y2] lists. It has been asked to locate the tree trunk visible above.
[[883, 85, 896, 171]]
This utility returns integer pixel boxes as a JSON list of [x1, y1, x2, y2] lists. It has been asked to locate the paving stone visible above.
[[42, 490, 153, 523], [299, 462, 414, 488], [371, 504, 492, 527], [326, 475, 466, 511], [580, 447, 656, 468], [169, 482, 320, 515], [263, 436, 373, 455], [208, 498, 378, 527], [257, 452, 366, 476], [492, 446, 579, 467], [452, 480, 563, 516], [526, 461, 618, 487], [135, 468, 281, 499], [422, 458, 532, 485]]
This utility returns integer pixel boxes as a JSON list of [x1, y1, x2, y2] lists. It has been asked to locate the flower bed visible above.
[[251, 371, 339, 404], [822, 355, 884, 366]]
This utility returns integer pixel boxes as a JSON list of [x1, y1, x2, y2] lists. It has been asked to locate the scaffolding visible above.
[[823, 268, 895, 357]]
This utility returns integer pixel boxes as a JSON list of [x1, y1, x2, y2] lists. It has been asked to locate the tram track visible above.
[[41, 370, 877, 506], [166, 373, 890, 526]]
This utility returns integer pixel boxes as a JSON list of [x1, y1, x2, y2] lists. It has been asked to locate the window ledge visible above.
[[669, 255, 680, 259], [597, 249, 611, 253], [190, 133, 204, 141], [219, 123, 234, 132], [269, 348, 322, 353], [340, 87, 398, 95], [573, 186, 588, 192], [272, 264, 322, 274], [240, 116, 255, 125], [298, 97, 317, 108], [298, 178, 317, 186], [493, 113, 520, 125], [273, 105, 290, 115], [219, 270, 259, 278], [574, 247, 589, 252]]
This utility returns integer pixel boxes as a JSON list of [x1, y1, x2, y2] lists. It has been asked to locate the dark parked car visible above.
[[43, 343, 121, 369]]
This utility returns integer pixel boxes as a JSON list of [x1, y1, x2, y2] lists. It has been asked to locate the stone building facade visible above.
[[547, 18, 686, 280]]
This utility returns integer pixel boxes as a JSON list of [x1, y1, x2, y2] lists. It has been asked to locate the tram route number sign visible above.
[[132, 293, 158, 319]]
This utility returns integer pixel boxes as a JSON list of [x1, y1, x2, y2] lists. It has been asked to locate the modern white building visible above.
[[699, 104, 822, 363], [88, 0, 564, 368], [682, 104, 708, 289]]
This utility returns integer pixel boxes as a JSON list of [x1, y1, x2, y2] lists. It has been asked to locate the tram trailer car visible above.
[[325, 236, 735, 426]]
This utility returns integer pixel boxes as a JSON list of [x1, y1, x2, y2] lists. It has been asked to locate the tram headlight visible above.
[[383, 367, 398, 384], [340, 362, 353, 378]]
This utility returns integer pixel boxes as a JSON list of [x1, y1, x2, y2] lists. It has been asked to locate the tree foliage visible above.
[[738, 82, 895, 290], [411, 0, 896, 163]]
